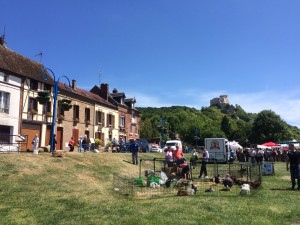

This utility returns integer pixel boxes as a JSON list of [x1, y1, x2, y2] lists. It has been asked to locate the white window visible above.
[[120, 116, 125, 127], [0, 91, 10, 113]]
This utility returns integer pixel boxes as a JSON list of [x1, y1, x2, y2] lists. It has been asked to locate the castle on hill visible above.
[[210, 95, 229, 110]]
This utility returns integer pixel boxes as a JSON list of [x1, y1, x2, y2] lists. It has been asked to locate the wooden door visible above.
[[21, 123, 41, 151], [73, 129, 79, 146], [45, 125, 51, 147], [56, 127, 63, 150]]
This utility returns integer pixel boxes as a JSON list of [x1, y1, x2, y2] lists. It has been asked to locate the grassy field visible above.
[[0, 152, 299, 225]]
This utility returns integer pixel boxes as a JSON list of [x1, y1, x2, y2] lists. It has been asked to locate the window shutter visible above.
[[106, 113, 109, 127], [101, 112, 105, 125]]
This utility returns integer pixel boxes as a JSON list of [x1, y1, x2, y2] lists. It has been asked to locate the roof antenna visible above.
[[34, 52, 43, 63], [0, 25, 6, 46]]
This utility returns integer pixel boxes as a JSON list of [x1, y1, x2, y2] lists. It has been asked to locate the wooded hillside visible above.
[[137, 105, 300, 147]]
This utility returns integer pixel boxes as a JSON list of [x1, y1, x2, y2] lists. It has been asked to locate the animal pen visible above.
[[113, 158, 262, 199]]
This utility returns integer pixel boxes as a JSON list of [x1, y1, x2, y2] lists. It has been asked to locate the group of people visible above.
[[164, 145, 210, 179], [164, 144, 190, 179], [234, 148, 289, 164], [165, 145, 185, 165], [31, 134, 95, 153], [68, 135, 96, 152]]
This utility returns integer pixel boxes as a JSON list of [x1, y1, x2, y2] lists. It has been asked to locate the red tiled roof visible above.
[[0, 45, 53, 84], [58, 82, 117, 109]]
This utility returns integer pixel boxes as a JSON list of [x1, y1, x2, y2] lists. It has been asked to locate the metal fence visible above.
[[0, 134, 28, 153], [113, 158, 262, 199]]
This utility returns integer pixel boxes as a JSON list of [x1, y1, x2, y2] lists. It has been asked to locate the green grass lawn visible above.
[[0, 152, 299, 225]]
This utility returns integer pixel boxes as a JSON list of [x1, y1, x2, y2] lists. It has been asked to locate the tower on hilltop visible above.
[[210, 95, 229, 110]]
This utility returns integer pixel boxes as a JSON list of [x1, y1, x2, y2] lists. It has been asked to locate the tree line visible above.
[[137, 105, 300, 147]]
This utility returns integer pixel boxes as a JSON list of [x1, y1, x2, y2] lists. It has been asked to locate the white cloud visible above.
[[130, 92, 176, 108], [230, 91, 300, 128]]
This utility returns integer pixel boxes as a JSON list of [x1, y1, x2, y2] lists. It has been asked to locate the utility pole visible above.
[[194, 128, 199, 150], [161, 116, 166, 148]]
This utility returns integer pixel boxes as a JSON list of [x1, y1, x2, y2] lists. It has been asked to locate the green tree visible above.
[[139, 118, 154, 140], [251, 110, 287, 144], [137, 105, 300, 147], [221, 116, 231, 138]]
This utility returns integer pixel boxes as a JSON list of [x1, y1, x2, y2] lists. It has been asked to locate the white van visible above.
[[164, 140, 182, 151], [204, 138, 229, 163]]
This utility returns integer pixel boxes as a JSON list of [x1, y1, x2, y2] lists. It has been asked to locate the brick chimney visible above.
[[72, 79, 76, 90], [100, 83, 109, 100], [0, 35, 6, 47]]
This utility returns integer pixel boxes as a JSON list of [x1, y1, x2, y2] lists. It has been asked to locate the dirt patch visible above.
[[281, 176, 291, 181]]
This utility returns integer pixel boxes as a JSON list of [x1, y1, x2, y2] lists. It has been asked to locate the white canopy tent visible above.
[[227, 141, 243, 151], [256, 145, 269, 149]]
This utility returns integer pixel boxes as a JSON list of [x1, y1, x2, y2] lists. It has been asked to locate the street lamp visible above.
[[161, 116, 166, 148], [40, 68, 71, 152], [194, 128, 199, 150]]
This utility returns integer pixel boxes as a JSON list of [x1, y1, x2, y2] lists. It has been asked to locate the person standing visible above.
[[286, 143, 300, 190], [165, 146, 174, 167], [184, 145, 188, 153], [68, 137, 75, 152], [199, 147, 209, 178], [120, 137, 125, 152], [190, 148, 198, 169], [82, 135, 89, 152], [112, 137, 118, 146], [244, 148, 250, 162], [32, 134, 39, 154], [256, 148, 264, 164], [130, 140, 139, 165], [229, 148, 235, 163], [250, 148, 257, 164], [173, 144, 184, 165]]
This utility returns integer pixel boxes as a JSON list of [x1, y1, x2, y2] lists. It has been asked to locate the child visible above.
[[165, 146, 174, 167], [191, 148, 198, 169]]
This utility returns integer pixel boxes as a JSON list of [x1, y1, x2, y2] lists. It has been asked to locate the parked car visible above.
[[119, 142, 131, 153], [163, 140, 183, 151], [150, 144, 163, 153], [136, 138, 149, 152]]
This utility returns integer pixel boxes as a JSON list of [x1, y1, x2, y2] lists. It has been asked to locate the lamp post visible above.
[[161, 116, 166, 148], [40, 68, 71, 153], [194, 128, 198, 150]]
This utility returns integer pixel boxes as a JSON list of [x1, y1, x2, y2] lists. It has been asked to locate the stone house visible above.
[[0, 36, 140, 151], [0, 36, 53, 150], [90, 84, 140, 143]]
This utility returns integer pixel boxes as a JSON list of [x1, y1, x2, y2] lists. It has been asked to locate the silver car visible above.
[[150, 144, 163, 153]]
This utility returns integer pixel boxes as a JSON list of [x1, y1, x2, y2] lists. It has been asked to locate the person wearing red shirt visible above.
[[68, 137, 75, 152], [174, 144, 184, 165]]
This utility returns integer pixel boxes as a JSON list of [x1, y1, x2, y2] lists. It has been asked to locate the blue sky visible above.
[[1, 1, 300, 127]]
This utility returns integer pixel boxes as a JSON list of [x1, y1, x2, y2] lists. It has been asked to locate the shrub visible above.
[[95, 139, 101, 146]]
